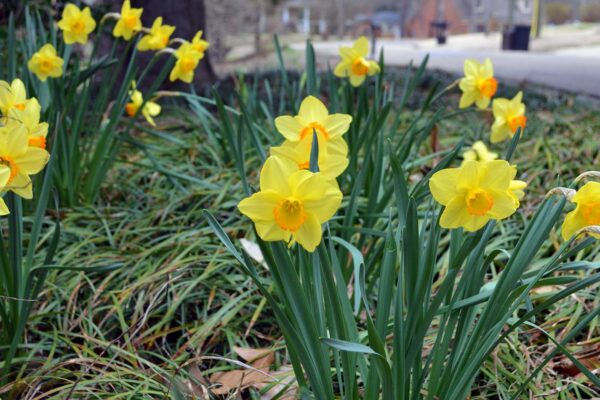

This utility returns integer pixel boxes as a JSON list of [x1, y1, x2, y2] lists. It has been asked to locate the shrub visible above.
[[581, 3, 600, 22], [545, 3, 572, 24]]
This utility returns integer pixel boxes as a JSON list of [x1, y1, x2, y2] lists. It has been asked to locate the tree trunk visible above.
[[336, 0, 345, 37], [399, 0, 411, 37], [254, 0, 264, 55]]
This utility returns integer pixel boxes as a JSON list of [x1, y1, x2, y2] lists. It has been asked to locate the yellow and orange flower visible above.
[[7, 98, 48, 149], [561, 182, 600, 240], [430, 160, 519, 231], [0, 79, 29, 119], [491, 91, 527, 143], [459, 58, 497, 109], [0, 123, 49, 199], [27, 44, 64, 81], [238, 156, 342, 252], [273, 96, 351, 179], [113, 0, 143, 40], [125, 82, 161, 126], [137, 17, 175, 51], [334, 36, 380, 87], [169, 42, 203, 83], [57, 3, 96, 45], [191, 30, 210, 54], [462, 141, 498, 165]]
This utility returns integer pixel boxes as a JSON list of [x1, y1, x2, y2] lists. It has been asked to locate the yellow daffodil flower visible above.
[[191, 30, 209, 54], [238, 156, 343, 252], [27, 44, 64, 82], [57, 3, 96, 45], [169, 42, 203, 83], [508, 179, 527, 207], [271, 135, 349, 179], [7, 98, 48, 149], [462, 141, 498, 165], [0, 166, 11, 215], [137, 17, 175, 51], [0, 123, 49, 199], [334, 36, 380, 87], [429, 160, 519, 232], [125, 82, 161, 126], [561, 182, 600, 240], [113, 0, 142, 40], [491, 91, 527, 143], [0, 79, 29, 119], [274, 95, 351, 151], [459, 58, 498, 109], [272, 96, 351, 178]]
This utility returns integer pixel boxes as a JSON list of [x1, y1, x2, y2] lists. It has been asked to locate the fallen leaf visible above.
[[551, 344, 600, 378], [209, 347, 276, 395]]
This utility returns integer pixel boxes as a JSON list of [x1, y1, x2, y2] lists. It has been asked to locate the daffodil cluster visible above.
[[458, 59, 528, 144], [108, 0, 210, 84], [32, 1, 214, 127], [434, 134, 598, 243], [238, 96, 351, 252], [0, 79, 50, 213]]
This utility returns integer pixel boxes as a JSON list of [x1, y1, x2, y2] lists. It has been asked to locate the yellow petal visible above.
[[572, 181, 600, 204], [3, 124, 28, 155], [238, 190, 282, 222], [260, 156, 298, 195], [367, 60, 380, 75], [255, 220, 290, 242], [10, 174, 33, 199], [323, 114, 352, 139], [491, 123, 510, 144], [492, 98, 509, 116], [462, 149, 477, 163], [349, 74, 366, 87], [145, 101, 161, 117], [353, 36, 370, 57], [318, 153, 349, 179], [292, 212, 322, 252], [463, 59, 480, 77], [480, 160, 514, 191], [482, 58, 494, 78], [327, 136, 349, 156], [440, 196, 474, 230], [274, 116, 304, 142], [0, 165, 11, 187], [334, 61, 348, 77], [298, 96, 329, 123], [487, 190, 518, 219], [457, 160, 481, 190], [0, 198, 9, 215], [562, 206, 587, 240], [295, 174, 342, 222], [459, 90, 476, 109], [430, 168, 461, 205], [339, 46, 356, 62], [475, 95, 491, 110], [16, 147, 49, 175], [11, 79, 26, 101]]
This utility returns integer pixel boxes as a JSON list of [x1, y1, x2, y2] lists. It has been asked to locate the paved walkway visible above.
[[303, 34, 600, 97]]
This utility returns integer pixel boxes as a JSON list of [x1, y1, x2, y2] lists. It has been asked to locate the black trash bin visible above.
[[512, 25, 531, 50], [430, 20, 448, 45], [501, 25, 531, 51]]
